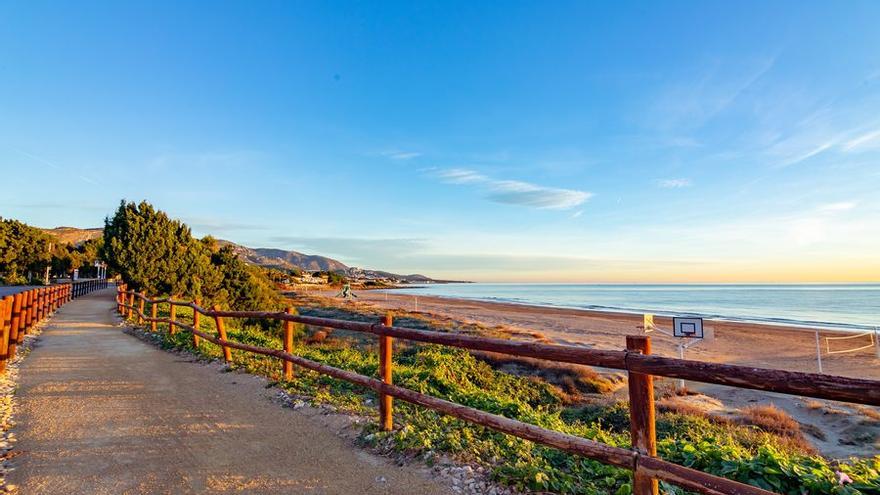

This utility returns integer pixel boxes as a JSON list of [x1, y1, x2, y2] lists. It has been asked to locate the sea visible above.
[[389, 283, 880, 332]]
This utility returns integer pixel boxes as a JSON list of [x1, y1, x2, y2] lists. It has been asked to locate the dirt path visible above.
[[6, 289, 452, 495]]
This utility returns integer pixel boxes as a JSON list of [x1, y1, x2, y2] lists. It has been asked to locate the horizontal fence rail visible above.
[[117, 286, 880, 495], [0, 279, 107, 373]]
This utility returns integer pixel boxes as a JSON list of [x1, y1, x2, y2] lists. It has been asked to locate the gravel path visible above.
[[6, 289, 452, 495]]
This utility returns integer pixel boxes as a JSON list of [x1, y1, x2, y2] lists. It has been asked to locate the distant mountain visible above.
[[347, 267, 441, 283], [41, 227, 103, 245], [39, 226, 451, 283], [216, 240, 349, 272]]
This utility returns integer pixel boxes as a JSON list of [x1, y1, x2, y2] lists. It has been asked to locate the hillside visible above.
[[39, 226, 447, 282], [41, 227, 103, 245], [216, 240, 349, 272]]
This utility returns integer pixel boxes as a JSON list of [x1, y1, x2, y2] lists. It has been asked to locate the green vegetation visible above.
[[311, 270, 347, 285], [130, 301, 880, 495], [103, 200, 280, 310], [0, 217, 104, 284], [0, 218, 54, 284]]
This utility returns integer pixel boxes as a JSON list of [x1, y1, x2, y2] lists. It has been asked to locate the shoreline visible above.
[[343, 290, 880, 381], [380, 286, 880, 333]]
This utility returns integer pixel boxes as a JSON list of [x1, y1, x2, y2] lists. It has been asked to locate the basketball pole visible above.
[[814, 331, 823, 374], [875, 328, 879, 359], [677, 343, 685, 389]]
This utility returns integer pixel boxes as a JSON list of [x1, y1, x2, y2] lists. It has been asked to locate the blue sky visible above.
[[1, 1, 879, 282]]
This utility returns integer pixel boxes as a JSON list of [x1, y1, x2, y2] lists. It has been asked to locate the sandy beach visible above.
[[349, 290, 880, 380], [304, 289, 880, 458]]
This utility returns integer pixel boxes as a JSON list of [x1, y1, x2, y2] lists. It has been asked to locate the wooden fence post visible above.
[[127, 292, 134, 319], [0, 297, 11, 373], [15, 290, 25, 345], [33, 289, 40, 323], [36, 288, 44, 322], [283, 307, 295, 381], [150, 300, 157, 332], [379, 312, 394, 431], [41, 287, 48, 321], [138, 293, 145, 324], [169, 298, 177, 335], [8, 293, 23, 361], [192, 298, 201, 348], [212, 305, 232, 364], [28, 289, 40, 331], [626, 335, 658, 495], [24, 290, 33, 332]]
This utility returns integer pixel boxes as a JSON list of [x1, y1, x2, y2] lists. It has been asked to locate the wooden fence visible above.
[[116, 284, 880, 495], [0, 279, 108, 372]]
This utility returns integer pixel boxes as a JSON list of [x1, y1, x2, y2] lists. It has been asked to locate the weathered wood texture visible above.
[[211, 305, 232, 363], [627, 335, 658, 495], [8, 293, 23, 360], [282, 307, 294, 381], [379, 312, 393, 431], [192, 298, 202, 348]]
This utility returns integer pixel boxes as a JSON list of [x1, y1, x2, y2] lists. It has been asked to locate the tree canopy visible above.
[[103, 200, 280, 310], [0, 218, 106, 285], [0, 218, 55, 284]]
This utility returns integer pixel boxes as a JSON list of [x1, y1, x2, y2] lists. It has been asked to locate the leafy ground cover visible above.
[[134, 301, 880, 495]]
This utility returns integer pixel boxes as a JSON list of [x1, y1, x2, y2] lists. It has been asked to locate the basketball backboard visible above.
[[673, 317, 704, 338]]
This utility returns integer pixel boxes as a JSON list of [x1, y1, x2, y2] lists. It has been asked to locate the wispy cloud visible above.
[[842, 128, 880, 152], [431, 168, 592, 210], [147, 150, 268, 170], [775, 141, 835, 167], [656, 178, 692, 188], [184, 218, 271, 234], [647, 56, 776, 131], [10, 147, 102, 185], [818, 201, 856, 212], [377, 150, 422, 160], [435, 168, 488, 184]]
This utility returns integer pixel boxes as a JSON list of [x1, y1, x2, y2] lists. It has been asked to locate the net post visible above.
[[626, 335, 658, 495], [815, 331, 823, 374], [379, 312, 394, 431], [875, 328, 879, 359]]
